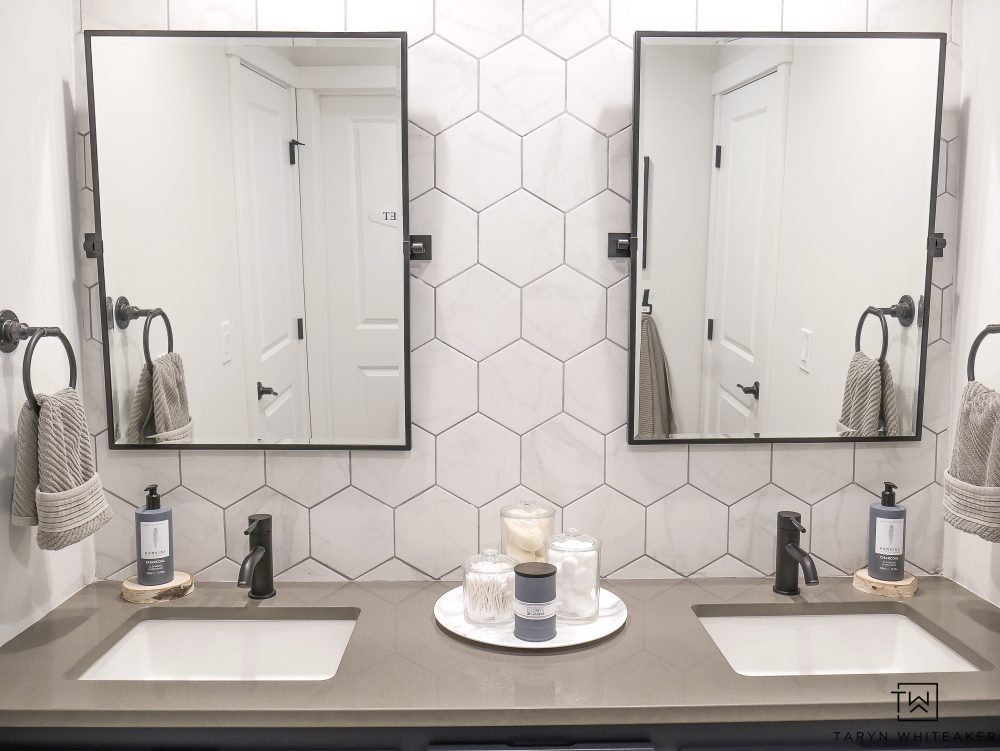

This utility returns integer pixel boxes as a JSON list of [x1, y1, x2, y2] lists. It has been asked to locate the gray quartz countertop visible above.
[[0, 576, 998, 728]]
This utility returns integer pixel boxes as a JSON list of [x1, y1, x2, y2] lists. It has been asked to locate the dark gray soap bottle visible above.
[[135, 484, 174, 585], [867, 481, 905, 581]]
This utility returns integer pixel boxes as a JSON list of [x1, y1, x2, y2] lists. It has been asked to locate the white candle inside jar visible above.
[[545, 528, 601, 623], [499, 500, 555, 564]]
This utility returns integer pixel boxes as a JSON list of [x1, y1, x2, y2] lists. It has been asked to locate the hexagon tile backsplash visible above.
[[77, 0, 960, 583]]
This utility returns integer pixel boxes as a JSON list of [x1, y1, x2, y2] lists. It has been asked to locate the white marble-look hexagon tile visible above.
[[480, 191, 564, 286], [408, 124, 434, 199], [854, 432, 936, 500], [162, 487, 226, 574], [647, 486, 728, 575], [410, 340, 478, 434], [435, 0, 521, 57], [691, 555, 760, 578], [436, 266, 520, 360], [94, 494, 138, 578], [522, 414, 604, 506], [345, 0, 433, 43], [524, 0, 609, 59], [781, 0, 867, 30], [567, 39, 633, 137], [256, 0, 344, 30], [275, 558, 347, 582], [607, 279, 630, 349], [689, 444, 770, 504], [729, 486, 811, 575], [224, 488, 309, 575], [409, 190, 477, 288], [436, 114, 521, 212], [565, 341, 628, 434], [610, 0, 697, 45], [946, 138, 961, 196], [196, 558, 241, 582], [167, 0, 255, 29], [811, 484, 875, 574], [901, 483, 945, 573], [605, 426, 686, 505], [941, 285, 954, 342], [410, 277, 435, 349], [932, 194, 957, 287], [937, 139, 948, 197], [81, 0, 167, 29], [564, 486, 644, 575], [82, 340, 106, 436], [480, 38, 565, 137], [352, 426, 436, 507], [566, 191, 630, 287], [697, 0, 782, 30], [181, 451, 264, 508], [480, 341, 563, 434], [395, 488, 477, 578], [265, 450, 349, 508], [359, 558, 431, 581], [407, 36, 477, 135], [523, 116, 608, 212], [922, 340, 953, 433], [867, 0, 952, 33], [87, 285, 104, 344], [927, 286, 943, 343], [437, 415, 520, 506], [523, 266, 607, 361], [479, 487, 562, 552], [608, 556, 682, 579], [608, 128, 632, 200], [311, 488, 394, 578], [772, 443, 854, 504], [94, 439, 179, 506], [76, 190, 97, 286], [936, 430, 950, 485]]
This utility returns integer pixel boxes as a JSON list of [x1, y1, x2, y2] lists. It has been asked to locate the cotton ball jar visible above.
[[499, 500, 555, 563], [545, 528, 601, 623]]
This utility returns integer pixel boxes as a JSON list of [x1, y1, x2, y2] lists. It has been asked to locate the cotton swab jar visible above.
[[462, 549, 517, 625], [499, 500, 555, 564], [545, 528, 601, 623]]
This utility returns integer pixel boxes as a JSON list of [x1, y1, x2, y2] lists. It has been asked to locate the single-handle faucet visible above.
[[238, 513, 275, 599], [773, 511, 819, 596]]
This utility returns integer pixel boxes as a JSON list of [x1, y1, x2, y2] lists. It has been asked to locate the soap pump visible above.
[[135, 484, 174, 586], [867, 481, 905, 581]]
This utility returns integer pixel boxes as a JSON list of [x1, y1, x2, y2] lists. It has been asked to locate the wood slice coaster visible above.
[[121, 571, 194, 603], [852, 568, 917, 599]]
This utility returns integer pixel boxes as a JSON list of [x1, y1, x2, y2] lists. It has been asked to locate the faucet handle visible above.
[[244, 513, 272, 536], [777, 510, 806, 533]]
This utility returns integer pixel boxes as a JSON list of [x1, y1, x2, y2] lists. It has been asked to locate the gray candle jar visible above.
[[513, 562, 557, 642]]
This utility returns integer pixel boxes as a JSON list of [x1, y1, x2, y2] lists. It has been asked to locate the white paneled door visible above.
[[703, 68, 789, 436]]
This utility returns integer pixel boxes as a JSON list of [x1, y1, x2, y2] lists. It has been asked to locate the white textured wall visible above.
[[0, 0, 95, 645], [66, 1, 961, 587], [942, 0, 1000, 607]]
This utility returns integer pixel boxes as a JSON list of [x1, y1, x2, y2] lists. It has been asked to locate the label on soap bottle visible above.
[[514, 598, 556, 620], [140, 520, 170, 560], [874, 517, 904, 556]]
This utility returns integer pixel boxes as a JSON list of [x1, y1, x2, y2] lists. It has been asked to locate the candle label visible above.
[[514, 598, 556, 620]]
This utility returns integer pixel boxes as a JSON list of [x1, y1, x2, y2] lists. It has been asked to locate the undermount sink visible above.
[[78, 608, 358, 681], [697, 606, 981, 677]]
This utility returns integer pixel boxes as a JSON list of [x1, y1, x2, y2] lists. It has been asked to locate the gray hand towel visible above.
[[838, 351, 899, 438], [125, 352, 192, 444], [943, 380, 1000, 542], [11, 388, 112, 550], [637, 312, 677, 439]]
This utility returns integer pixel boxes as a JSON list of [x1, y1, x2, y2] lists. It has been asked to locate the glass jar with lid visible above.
[[499, 500, 555, 564], [545, 528, 601, 623], [462, 549, 517, 624]]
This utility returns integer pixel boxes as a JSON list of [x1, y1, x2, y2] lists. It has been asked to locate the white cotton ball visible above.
[[505, 518, 547, 552]]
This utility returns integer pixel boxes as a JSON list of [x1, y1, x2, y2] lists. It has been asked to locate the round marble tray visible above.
[[434, 586, 627, 650]]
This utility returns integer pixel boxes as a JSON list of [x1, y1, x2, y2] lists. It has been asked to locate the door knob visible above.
[[737, 381, 760, 400], [257, 382, 279, 400]]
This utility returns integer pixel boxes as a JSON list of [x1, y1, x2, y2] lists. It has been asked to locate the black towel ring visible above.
[[1, 310, 77, 413], [967, 323, 1000, 381], [142, 308, 173, 369], [855, 306, 889, 363]]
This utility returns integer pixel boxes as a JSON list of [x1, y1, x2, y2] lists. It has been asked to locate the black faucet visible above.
[[773, 511, 819, 596], [238, 514, 275, 599]]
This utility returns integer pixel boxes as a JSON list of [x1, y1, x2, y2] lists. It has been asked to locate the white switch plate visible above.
[[221, 321, 232, 364], [798, 328, 812, 372]]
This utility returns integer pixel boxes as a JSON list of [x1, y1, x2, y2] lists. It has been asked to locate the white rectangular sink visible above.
[[699, 612, 979, 676], [79, 613, 357, 681]]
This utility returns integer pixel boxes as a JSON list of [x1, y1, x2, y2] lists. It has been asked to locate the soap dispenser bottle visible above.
[[135, 484, 174, 585], [867, 481, 905, 581]]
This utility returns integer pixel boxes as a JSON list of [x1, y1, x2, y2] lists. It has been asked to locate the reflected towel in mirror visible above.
[[637, 313, 676, 439], [125, 352, 192, 444], [838, 352, 898, 438], [944, 381, 1000, 542]]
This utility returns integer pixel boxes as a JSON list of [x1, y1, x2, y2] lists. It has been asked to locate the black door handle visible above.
[[257, 382, 279, 400], [737, 381, 760, 400]]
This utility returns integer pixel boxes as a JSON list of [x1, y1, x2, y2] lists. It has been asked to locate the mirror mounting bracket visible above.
[[408, 235, 432, 261], [83, 233, 102, 259], [607, 232, 633, 258], [928, 232, 946, 258]]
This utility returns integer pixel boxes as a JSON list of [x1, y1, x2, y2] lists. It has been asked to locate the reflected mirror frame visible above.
[[85, 30, 413, 451], [626, 31, 947, 445]]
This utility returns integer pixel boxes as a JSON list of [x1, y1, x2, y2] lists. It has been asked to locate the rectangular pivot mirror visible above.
[[629, 33, 945, 444], [87, 32, 411, 449]]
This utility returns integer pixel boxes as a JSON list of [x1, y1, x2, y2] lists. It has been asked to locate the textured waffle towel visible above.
[[11, 388, 112, 550], [838, 351, 899, 438], [944, 380, 1000, 542], [125, 352, 192, 444], [637, 313, 676, 439]]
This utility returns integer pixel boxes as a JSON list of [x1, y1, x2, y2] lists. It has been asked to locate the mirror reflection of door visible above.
[[704, 67, 788, 435]]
